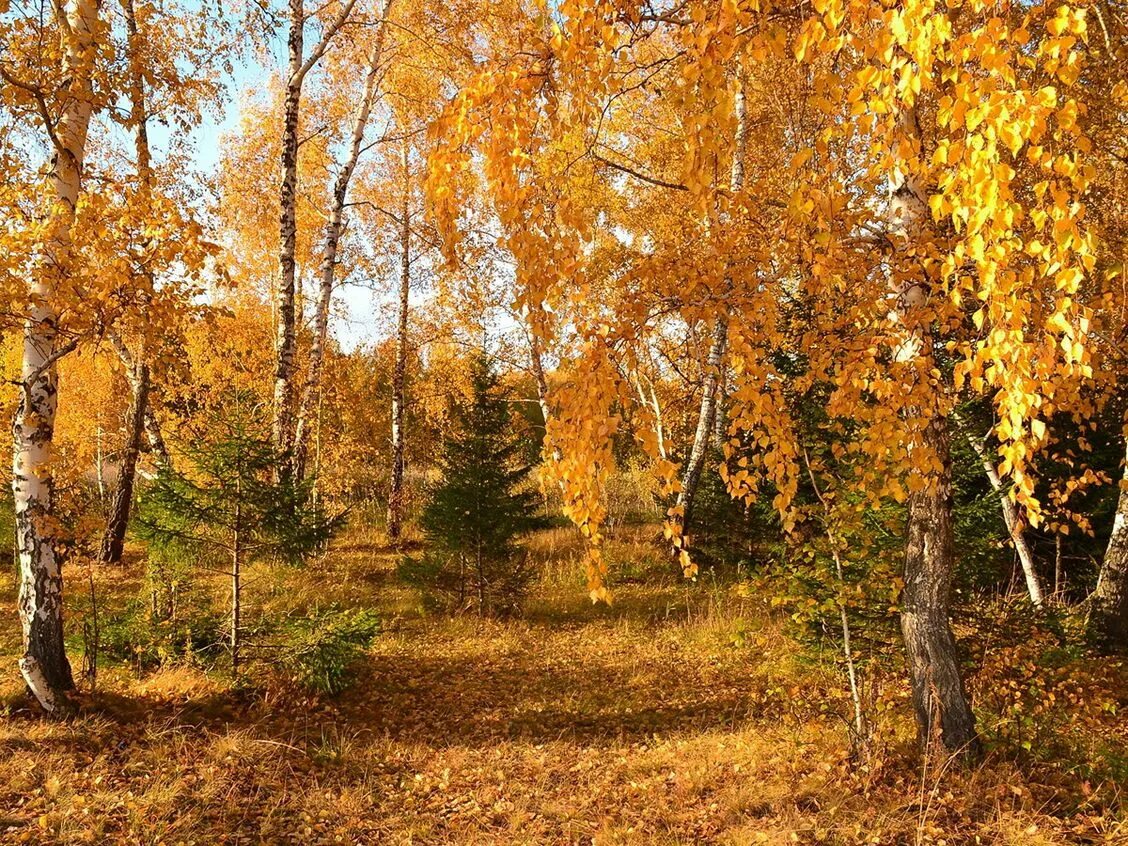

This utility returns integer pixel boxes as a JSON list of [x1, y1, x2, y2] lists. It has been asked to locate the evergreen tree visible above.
[[136, 401, 341, 672], [399, 355, 545, 615]]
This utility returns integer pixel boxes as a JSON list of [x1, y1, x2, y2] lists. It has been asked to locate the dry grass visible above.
[[0, 525, 1125, 844]]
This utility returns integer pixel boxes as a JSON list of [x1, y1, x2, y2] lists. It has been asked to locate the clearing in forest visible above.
[[1, 527, 1124, 844]]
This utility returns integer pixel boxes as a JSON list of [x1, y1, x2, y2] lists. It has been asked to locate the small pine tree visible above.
[[136, 401, 341, 672], [399, 355, 545, 615]]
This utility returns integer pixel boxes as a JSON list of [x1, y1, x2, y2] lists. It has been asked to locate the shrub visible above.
[[99, 597, 228, 672], [279, 607, 380, 695]]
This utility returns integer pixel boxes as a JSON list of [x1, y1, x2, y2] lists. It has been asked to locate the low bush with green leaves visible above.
[[99, 598, 228, 672], [278, 607, 381, 695]]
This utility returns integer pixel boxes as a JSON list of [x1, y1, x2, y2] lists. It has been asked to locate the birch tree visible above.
[[387, 137, 412, 540], [273, 0, 362, 477], [1088, 437, 1128, 649], [675, 76, 745, 540], [99, 0, 161, 566], [293, 0, 395, 479], [428, 0, 1095, 762], [956, 418, 1045, 607], [3, 0, 101, 711]]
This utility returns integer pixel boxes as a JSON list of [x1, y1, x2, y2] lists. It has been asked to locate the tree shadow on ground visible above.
[[313, 638, 775, 748]]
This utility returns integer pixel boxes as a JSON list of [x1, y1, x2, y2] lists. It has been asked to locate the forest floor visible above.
[[0, 525, 1126, 845]]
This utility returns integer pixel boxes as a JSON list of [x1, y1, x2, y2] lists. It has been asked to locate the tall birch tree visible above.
[[4, 0, 101, 711], [273, 0, 361, 477]]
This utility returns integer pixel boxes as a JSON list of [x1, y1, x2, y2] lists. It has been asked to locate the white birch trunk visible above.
[[961, 425, 1044, 606], [1088, 438, 1128, 648], [273, 0, 306, 473], [14, 0, 100, 711], [272, 0, 360, 474], [387, 137, 411, 540], [294, 2, 392, 476], [108, 329, 169, 467], [676, 76, 746, 536]]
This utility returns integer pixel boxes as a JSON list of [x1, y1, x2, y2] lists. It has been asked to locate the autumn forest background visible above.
[[1, 0, 1127, 842]]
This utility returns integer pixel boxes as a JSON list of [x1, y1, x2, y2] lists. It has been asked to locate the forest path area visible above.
[[0, 529, 1124, 844]]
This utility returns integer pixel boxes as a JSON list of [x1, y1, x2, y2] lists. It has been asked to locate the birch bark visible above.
[[294, 1, 393, 477], [273, 0, 360, 476], [14, 0, 100, 711], [889, 103, 979, 758], [676, 77, 745, 536], [1088, 438, 1128, 650], [961, 425, 1045, 606]]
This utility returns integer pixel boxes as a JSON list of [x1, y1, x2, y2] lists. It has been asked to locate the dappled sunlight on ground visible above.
[[0, 528, 1125, 843]]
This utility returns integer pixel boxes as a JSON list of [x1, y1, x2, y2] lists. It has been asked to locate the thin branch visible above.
[[297, 0, 362, 83], [0, 65, 65, 157], [591, 150, 687, 192]]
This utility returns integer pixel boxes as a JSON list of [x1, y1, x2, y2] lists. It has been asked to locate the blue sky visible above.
[[164, 47, 393, 351]]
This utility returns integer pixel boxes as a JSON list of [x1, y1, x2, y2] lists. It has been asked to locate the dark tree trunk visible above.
[[900, 415, 980, 759], [1088, 441, 1128, 650], [99, 363, 150, 565]]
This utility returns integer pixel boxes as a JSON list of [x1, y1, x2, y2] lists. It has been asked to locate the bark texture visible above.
[[108, 330, 169, 466], [14, 0, 100, 711], [99, 363, 150, 565], [676, 317, 727, 533], [1088, 441, 1128, 650], [962, 424, 1044, 606], [890, 103, 979, 758], [529, 312, 554, 448], [273, 0, 305, 473], [99, 0, 159, 567], [231, 498, 243, 674], [272, 0, 360, 475], [900, 418, 980, 757]]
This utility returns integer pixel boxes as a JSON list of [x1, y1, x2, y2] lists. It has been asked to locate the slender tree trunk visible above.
[[900, 418, 980, 756], [632, 371, 668, 461], [889, 102, 979, 759], [99, 363, 150, 565], [960, 423, 1044, 606], [95, 427, 106, 507], [530, 324, 552, 439], [676, 75, 745, 537], [712, 365, 727, 448], [231, 502, 242, 675], [1087, 439, 1128, 650], [107, 329, 169, 467], [677, 317, 727, 533], [13, 0, 99, 712], [803, 450, 868, 752], [272, 0, 359, 476], [273, 0, 306, 477], [99, 0, 158, 567], [122, 0, 151, 179], [527, 307, 564, 465], [294, 3, 392, 476], [387, 137, 411, 540], [1054, 533, 1064, 601]]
